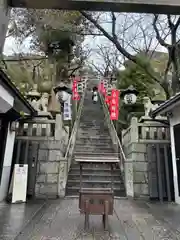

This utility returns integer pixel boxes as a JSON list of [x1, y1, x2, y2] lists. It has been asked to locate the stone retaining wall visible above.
[[35, 137, 68, 199], [122, 117, 170, 199], [124, 142, 148, 199]]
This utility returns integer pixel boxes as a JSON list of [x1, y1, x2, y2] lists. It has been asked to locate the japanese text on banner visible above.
[[72, 79, 80, 100], [110, 89, 120, 120]]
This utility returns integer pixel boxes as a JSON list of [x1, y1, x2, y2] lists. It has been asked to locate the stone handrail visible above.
[[65, 90, 86, 169], [15, 119, 56, 140], [99, 93, 126, 172], [57, 88, 86, 197], [122, 117, 170, 146]]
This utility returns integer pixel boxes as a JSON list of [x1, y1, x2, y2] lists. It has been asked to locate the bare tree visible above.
[[88, 44, 122, 76], [80, 11, 179, 99], [153, 14, 180, 94]]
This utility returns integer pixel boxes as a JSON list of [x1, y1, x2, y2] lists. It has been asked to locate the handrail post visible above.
[[130, 117, 139, 143], [55, 114, 63, 140]]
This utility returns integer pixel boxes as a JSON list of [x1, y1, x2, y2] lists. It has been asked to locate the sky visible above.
[[3, 12, 168, 69], [4, 37, 31, 55]]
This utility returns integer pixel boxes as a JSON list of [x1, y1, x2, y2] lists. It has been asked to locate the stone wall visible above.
[[124, 142, 148, 199], [122, 117, 170, 199], [35, 140, 68, 199]]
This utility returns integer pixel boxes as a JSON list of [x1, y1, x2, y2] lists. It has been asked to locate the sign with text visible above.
[[110, 89, 120, 120], [12, 164, 28, 203], [63, 94, 72, 120]]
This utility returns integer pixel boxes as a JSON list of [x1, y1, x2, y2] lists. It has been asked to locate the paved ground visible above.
[[6, 198, 180, 240], [0, 200, 45, 240]]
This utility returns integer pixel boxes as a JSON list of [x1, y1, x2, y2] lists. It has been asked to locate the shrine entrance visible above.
[[8, 0, 180, 14], [0, 0, 180, 56]]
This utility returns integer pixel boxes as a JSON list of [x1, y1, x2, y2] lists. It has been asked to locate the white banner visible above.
[[63, 94, 72, 121]]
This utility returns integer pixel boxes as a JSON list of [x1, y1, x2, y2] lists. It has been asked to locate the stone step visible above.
[[70, 165, 120, 172], [65, 186, 126, 197], [74, 158, 119, 164], [74, 152, 119, 157], [74, 148, 114, 153], [68, 174, 121, 181], [79, 127, 109, 131], [79, 121, 106, 125], [77, 132, 110, 136], [78, 132, 110, 136], [74, 147, 114, 152], [67, 180, 123, 189], [75, 138, 112, 143], [79, 120, 106, 124], [73, 159, 119, 166], [75, 142, 113, 147], [76, 136, 111, 140]]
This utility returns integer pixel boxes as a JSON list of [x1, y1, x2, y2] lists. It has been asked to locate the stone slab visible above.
[[0, 200, 45, 240], [40, 162, 59, 174], [13, 198, 180, 240]]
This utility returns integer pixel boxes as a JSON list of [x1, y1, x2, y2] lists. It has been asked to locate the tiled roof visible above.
[[151, 92, 180, 117]]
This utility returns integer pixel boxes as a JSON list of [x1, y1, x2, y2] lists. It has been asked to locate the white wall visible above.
[[169, 105, 180, 204], [0, 124, 15, 202], [0, 84, 14, 113], [170, 105, 180, 126]]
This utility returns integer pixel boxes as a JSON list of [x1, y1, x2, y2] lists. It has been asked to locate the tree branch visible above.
[[80, 11, 163, 91], [153, 14, 170, 49], [111, 12, 117, 40]]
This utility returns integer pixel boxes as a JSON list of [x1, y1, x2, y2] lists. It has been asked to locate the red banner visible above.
[[72, 79, 80, 100], [98, 80, 107, 97], [110, 89, 120, 120], [105, 95, 111, 106]]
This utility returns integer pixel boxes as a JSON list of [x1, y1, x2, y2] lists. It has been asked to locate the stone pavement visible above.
[[0, 200, 45, 240], [12, 198, 180, 240]]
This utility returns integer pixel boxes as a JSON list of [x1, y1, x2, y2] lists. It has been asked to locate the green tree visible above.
[[10, 9, 90, 85], [117, 64, 154, 100], [0, 55, 54, 94]]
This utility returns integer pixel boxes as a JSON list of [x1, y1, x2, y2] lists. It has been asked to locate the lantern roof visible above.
[[121, 85, 139, 97]]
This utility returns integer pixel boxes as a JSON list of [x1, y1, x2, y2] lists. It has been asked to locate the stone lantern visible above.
[[121, 85, 139, 105]]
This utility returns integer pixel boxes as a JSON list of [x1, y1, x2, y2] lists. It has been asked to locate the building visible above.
[[152, 94, 180, 204], [0, 69, 36, 202]]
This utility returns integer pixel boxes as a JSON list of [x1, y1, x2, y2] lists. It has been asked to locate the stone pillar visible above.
[[124, 118, 138, 198], [124, 158, 134, 198], [130, 117, 139, 143], [55, 114, 63, 140], [123, 117, 149, 199], [0, 0, 9, 54]]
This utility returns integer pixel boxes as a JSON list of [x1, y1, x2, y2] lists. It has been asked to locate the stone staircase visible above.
[[66, 87, 126, 197]]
